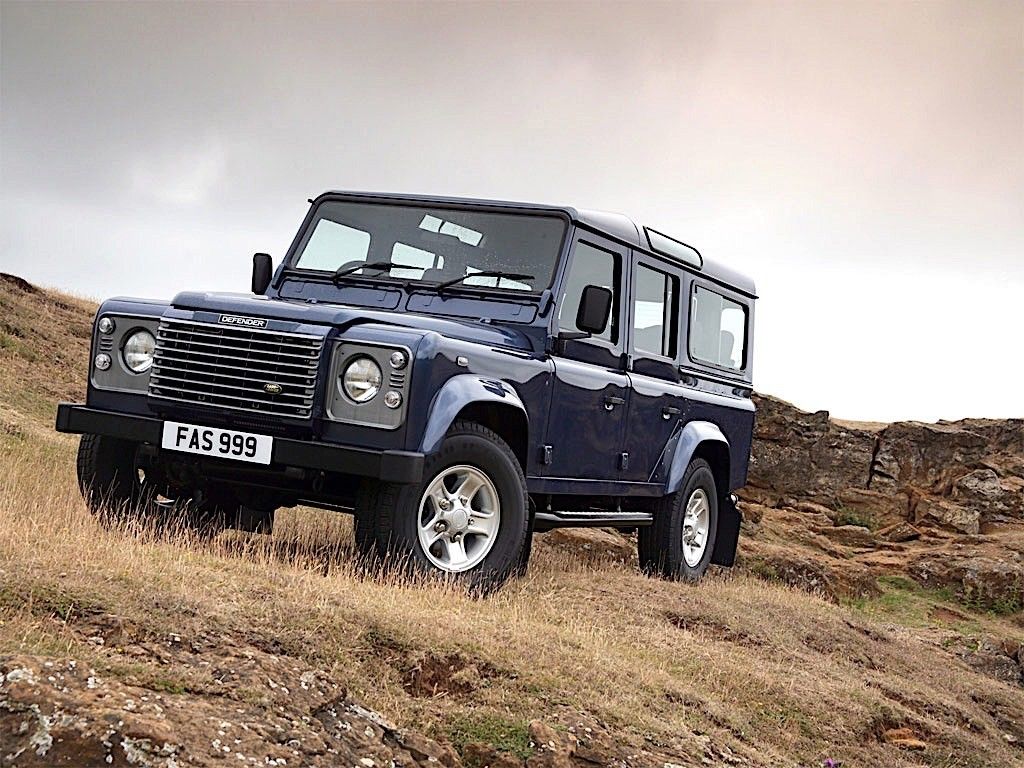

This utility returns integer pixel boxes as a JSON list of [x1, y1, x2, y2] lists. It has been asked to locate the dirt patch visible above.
[[0, 273, 37, 293], [930, 605, 971, 623], [664, 611, 764, 647], [401, 651, 498, 698]]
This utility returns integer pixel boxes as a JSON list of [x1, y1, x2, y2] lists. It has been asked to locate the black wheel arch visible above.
[[451, 401, 529, 472]]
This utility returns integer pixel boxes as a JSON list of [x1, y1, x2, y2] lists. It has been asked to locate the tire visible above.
[[76, 434, 228, 537], [356, 420, 530, 590], [77, 434, 142, 516], [638, 457, 719, 581], [352, 486, 382, 558]]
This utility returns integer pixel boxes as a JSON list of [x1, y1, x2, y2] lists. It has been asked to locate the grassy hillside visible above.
[[1, 274, 1021, 768]]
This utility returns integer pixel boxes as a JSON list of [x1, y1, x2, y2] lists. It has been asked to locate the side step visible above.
[[533, 510, 653, 532]]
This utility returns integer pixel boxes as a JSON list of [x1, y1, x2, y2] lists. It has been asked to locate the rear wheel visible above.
[[638, 457, 719, 581], [355, 421, 530, 590]]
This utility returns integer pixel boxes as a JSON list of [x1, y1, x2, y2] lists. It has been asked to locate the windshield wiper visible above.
[[331, 261, 419, 283], [433, 271, 535, 293]]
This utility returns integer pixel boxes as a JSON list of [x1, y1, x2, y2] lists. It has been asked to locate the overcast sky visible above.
[[1, 1, 1021, 422]]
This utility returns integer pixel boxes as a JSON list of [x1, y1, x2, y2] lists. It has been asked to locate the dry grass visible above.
[[2, 435, 1022, 767], [1, 277, 1022, 767]]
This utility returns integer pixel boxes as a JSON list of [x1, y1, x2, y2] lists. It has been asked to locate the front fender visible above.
[[419, 374, 527, 454], [663, 420, 729, 495]]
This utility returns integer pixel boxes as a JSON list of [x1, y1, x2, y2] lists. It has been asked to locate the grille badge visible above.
[[219, 314, 268, 328], [263, 383, 283, 394]]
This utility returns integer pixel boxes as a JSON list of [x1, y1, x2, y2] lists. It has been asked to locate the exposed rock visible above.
[[736, 395, 1024, 610], [877, 522, 922, 543], [953, 468, 1024, 520], [813, 524, 875, 548], [913, 496, 981, 535], [747, 395, 876, 506], [0, 653, 465, 768], [909, 552, 1024, 612], [747, 395, 1024, 529]]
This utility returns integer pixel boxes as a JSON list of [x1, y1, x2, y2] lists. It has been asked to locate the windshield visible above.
[[292, 200, 567, 293]]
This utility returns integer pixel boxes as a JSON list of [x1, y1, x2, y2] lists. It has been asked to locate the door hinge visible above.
[[542, 445, 553, 465], [619, 452, 630, 470]]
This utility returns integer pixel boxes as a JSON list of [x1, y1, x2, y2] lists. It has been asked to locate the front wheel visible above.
[[76, 434, 229, 536], [638, 457, 719, 581], [356, 421, 530, 590]]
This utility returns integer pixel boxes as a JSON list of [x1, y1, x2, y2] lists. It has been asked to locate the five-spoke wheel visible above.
[[417, 465, 501, 572], [355, 420, 530, 590], [638, 457, 719, 581]]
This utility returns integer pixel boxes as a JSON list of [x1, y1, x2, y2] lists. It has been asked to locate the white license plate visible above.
[[161, 421, 273, 465]]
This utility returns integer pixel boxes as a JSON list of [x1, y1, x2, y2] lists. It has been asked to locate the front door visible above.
[[543, 236, 629, 481]]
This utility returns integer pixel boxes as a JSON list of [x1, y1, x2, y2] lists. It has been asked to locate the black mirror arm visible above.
[[551, 329, 591, 356]]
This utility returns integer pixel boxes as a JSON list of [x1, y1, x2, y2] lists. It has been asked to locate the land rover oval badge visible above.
[[264, 383, 283, 394]]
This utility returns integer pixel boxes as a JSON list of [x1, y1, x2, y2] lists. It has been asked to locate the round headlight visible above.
[[122, 329, 156, 373], [342, 356, 382, 403]]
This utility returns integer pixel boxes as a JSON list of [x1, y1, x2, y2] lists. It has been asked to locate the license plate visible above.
[[161, 421, 273, 465]]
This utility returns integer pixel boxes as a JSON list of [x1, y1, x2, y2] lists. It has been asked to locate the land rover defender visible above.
[[56, 192, 757, 589]]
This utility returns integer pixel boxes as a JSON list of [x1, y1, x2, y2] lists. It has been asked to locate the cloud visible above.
[[129, 136, 229, 206], [1, 0, 1020, 420]]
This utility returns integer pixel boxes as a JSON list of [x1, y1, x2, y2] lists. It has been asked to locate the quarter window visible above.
[[689, 285, 747, 370], [632, 264, 677, 358], [558, 241, 619, 343]]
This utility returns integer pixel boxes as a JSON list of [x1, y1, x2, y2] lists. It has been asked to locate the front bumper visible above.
[[55, 403, 424, 484]]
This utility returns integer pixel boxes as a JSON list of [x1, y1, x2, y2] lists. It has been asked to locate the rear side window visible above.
[[558, 241, 619, 343], [632, 264, 677, 358], [689, 285, 747, 370]]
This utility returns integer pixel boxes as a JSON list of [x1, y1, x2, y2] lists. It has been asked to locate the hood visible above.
[[169, 291, 536, 351]]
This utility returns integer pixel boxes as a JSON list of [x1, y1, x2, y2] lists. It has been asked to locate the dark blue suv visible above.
[[56, 192, 756, 589]]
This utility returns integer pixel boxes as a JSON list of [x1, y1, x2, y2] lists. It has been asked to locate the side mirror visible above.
[[252, 253, 273, 294], [576, 284, 613, 335]]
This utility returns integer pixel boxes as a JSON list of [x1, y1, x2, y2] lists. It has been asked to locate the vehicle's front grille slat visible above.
[[156, 329, 320, 355], [150, 372, 315, 400], [149, 318, 324, 420], [151, 345, 319, 371]]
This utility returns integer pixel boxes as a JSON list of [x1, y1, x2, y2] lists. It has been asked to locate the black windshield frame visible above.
[[285, 198, 571, 297]]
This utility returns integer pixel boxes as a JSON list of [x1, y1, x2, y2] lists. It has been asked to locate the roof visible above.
[[318, 190, 757, 299]]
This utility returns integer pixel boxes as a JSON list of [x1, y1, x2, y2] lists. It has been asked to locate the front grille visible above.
[[149, 319, 324, 419]]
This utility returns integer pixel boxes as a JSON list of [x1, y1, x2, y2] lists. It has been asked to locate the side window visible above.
[[558, 241, 619, 343], [295, 219, 371, 271], [632, 264, 678, 358], [689, 285, 747, 370]]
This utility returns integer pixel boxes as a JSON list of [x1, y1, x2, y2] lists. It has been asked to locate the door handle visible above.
[[662, 406, 681, 420], [604, 395, 625, 411]]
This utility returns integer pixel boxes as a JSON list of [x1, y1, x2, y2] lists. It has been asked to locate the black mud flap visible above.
[[711, 494, 742, 567]]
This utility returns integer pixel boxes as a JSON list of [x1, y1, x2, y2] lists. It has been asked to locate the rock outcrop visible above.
[[738, 396, 1024, 609]]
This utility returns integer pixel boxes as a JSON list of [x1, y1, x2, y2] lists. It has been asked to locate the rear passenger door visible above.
[[621, 254, 690, 482], [543, 235, 630, 481]]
